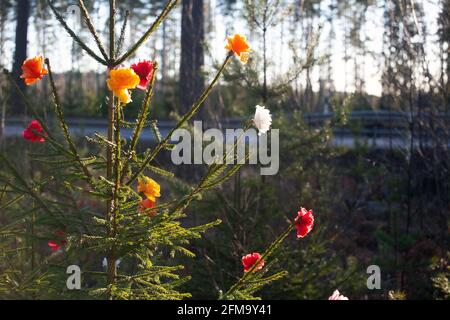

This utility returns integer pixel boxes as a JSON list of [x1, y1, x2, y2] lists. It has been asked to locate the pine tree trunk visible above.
[[11, 0, 30, 114], [180, 0, 204, 115]]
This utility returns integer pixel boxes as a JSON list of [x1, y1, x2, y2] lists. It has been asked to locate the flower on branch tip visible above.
[[294, 207, 314, 238], [242, 252, 264, 273], [139, 198, 157, 218], [20, 55, 48, 85], [106, 67, 140, 104], [48, 231, 66, 251], [131, 60, 155, 90], [225, 34, 251, 64], [328, 290, 349, 300], [253, 105, 272, 135], [23, 120, 47, 142], [137, 176, 161, 202]]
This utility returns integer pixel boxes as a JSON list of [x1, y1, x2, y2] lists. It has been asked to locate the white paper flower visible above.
[[253, 105, 272, 135]]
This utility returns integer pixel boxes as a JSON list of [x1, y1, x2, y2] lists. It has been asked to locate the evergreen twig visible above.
[[45, 59, 93, 182], [114, 0, 179, 66], [77, 0, 110, 61], [222, 223, 295, 299], [120, 64, 158, 183], [116, 10, 130, 56], [47, 0, 108, 65]]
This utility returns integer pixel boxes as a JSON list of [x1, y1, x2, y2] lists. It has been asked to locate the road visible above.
[[2, 111, 449, 149]]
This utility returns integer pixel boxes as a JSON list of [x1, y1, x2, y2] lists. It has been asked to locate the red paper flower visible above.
[[23, 120, 47, 142], [294, 207, 314, 238], [131, 60, 155, 90], [48, 231, 66, 251], [139, 198, 157, 218], [242, 252, 265, 273]]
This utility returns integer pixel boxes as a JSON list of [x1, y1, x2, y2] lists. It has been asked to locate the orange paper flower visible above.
[[137, 176, 161, 202], [106, 68, 140, 104], [225, 34, 250, 63], [20, 56, 48, 85]]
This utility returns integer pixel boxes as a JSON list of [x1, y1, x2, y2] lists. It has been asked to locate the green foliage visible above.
[[2, 0, 322, 301], [183, 103, 365, 300], [0, 0, 261, 300]]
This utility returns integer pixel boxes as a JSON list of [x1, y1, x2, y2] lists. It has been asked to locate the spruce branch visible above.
[[47, 0, 108, 65], [109, 0, 116, 61], [0, 194, 25, 210], [149, 121, 163, 144], [77, 0, 110, 61], [128, 68, 158, 152], [221, 223, 296, 299], [2, 69, 51, 137], [126, 53, 233, 186], [45, 59, 93, 183], [29, 132, 78, 161], [114, 0, 179, 66], [171, 121, 253, 214], [121, 65, 158, 183], [116, 10, 130, 56], [0, 154, 65, 224]]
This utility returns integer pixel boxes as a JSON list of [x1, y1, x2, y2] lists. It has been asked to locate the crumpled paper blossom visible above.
[[253, 105, 272, 135]]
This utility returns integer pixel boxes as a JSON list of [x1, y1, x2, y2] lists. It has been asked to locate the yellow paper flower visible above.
[[106, 68, 140, 104], [225, 34, 251, 64], [137, 176, 161, 202]]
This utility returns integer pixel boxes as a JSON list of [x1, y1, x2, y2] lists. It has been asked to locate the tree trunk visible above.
[[180, 0, 204, 115], [11, 0, 30, 114], [262, 27, 267, 104]]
